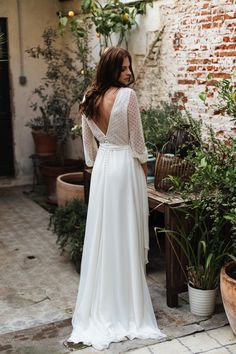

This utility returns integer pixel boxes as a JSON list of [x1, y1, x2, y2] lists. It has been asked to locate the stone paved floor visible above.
[[0, 186, 235, 354]]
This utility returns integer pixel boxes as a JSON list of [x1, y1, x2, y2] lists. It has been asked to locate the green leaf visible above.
[[199, 92, 207, 102], [200, 157, 207, 167], [59, 17, 68, 27], [82, 0, 92, 13]]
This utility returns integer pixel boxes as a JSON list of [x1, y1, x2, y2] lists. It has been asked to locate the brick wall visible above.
[[135, 0, 236, 134]]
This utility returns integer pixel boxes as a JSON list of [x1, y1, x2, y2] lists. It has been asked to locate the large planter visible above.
[[57, 172, 85, 206], [32, 130, 57, 156], [220, 262, 236, 334], [40, 159, 84, 204], [188, 283, 217, 316]]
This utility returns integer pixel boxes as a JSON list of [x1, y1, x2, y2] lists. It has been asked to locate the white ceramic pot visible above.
[[188, 283, 217, 316]]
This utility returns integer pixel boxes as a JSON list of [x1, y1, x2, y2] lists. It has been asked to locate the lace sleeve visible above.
[[128, 90, 148, 164], [82, 115, 98, 167]]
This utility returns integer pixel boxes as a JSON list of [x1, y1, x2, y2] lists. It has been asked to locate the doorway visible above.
[[0, 18, 14, 177]]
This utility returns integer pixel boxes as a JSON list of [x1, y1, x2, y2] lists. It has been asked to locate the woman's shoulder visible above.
[[120, 87, 136, 97]]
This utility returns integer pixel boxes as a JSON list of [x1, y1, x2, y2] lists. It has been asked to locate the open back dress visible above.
[[68, 87, 165, 350]]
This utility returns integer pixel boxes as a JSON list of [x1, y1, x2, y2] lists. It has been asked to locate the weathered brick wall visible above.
[[135, 0, 236, 134]]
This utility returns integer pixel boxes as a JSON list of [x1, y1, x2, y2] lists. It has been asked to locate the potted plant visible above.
[[140, 101, 201, 185], [26, 27, 93, 203], [160, 124, 236, 316], [49, 198, 88, 273], [165, 204, 235, 316], [26, 27, 89, 155]]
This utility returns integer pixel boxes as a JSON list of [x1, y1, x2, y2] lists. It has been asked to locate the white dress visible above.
[[68, 87, 165, 350]]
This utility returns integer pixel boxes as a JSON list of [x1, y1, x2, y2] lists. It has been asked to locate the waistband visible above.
[[99, 143, 130, 151]]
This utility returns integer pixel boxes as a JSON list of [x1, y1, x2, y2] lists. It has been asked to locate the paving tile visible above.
[[164, 323, 202, 339], [203, 348, 231, 353], [179, 332, 220, 353], [227, 344, 236, 354], [200, 313, 228, 331], [208, 326, 236, 346], [149, 339, 191, 353]]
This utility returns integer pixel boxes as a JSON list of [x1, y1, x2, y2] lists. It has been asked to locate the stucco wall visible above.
[[0, 0, 83, 187]]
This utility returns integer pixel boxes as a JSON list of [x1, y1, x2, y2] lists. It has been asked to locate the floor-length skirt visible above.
[[68, 143, 165, 350]]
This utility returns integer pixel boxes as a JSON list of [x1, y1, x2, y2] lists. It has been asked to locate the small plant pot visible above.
[[32, 130, 57, 156], [188, 283, 217, 316], [220, 262, 236, 335], [57, 172, 85, 206], [40, 159, 84, 204]]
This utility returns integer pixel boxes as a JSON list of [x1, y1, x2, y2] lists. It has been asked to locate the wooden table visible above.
[[147, 183, 187, 307]]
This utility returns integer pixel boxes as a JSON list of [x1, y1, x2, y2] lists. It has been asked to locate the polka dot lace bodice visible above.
[[82, 87, 148, 167]]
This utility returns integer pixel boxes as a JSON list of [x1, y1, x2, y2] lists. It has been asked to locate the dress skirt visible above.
[[68, 143, 165, 350]]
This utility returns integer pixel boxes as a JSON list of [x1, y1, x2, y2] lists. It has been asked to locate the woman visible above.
[[67, 47, 165, 350]]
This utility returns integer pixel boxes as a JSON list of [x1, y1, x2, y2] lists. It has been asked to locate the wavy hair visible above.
[[80, 47, 134, 119]]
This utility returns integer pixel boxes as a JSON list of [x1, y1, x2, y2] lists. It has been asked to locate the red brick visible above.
[[206, 65, 215, 71], [178, 79, 196, 85], [212, 73, 232, 78], [198, 16, 213, 23], [215, 43, 236, 50], [202, 23, 211, 29], [213, 14, 234, 21], [187, 66, 197, 71], [216, 51, 236, 56]]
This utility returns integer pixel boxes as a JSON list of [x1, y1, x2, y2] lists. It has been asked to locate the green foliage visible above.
[[59, 0, 153, 53], [199, 73, 236, 124], [26, 27, 93, 147], [163, 206, 235, 289], [217, 77, 236, 122], [178, 130, 236, 274], [166, 79, 236, 289], [49, 199, 87, 262], [140, 102, 202, 155]]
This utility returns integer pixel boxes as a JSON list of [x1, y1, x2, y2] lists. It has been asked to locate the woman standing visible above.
[[67, 47, 165, 350]]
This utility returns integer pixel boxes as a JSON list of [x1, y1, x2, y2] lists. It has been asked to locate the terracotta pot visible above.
[[188, 283, 217, 316], [32, 130, 57, 156], [57, 172, 85, 206], [40, 159, 84, 204], [220, 262, 236, 334]]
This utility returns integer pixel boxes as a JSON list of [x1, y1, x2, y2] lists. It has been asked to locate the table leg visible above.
[[165, 205, 188, 307]]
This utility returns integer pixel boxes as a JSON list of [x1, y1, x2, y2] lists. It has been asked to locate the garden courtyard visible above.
[[0, 0, 236, 353]]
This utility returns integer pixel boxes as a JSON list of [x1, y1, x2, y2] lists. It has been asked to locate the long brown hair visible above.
[[80, 47, 134, 119]]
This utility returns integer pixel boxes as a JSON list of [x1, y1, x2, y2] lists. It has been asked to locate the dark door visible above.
[[0, 18, 14, 176]]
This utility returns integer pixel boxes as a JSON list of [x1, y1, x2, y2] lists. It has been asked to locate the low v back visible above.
[[82, 87, 148, 167], [91, 88, 121, 137]]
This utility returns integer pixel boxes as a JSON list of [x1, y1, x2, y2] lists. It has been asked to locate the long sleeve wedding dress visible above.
[[68, 87, 165, 350]]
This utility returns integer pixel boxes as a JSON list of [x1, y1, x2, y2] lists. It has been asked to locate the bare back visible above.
[[92, 87, 119, 136]]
